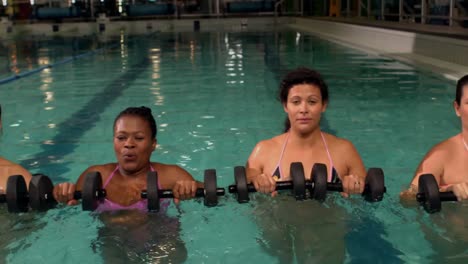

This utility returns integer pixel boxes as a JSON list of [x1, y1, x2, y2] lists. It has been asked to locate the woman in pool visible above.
[[0, 104, 32, 193], [53, 106, 201, 211], [54, 106, 198, 262], [401, 74, 468, 200], [246, 67, 366, 196], [245, 67, 369, 263]]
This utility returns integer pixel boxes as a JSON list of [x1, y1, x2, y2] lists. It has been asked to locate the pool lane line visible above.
[[20, 57, 152, 175], [16, 33, 165, 180], [18, 54, 152, 180], [0, 43, 119, 85]]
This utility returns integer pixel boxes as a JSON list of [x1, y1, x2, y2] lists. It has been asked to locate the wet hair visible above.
[[279, 67, 329, 132], [113, 106, 157, 139], [455, 75, 468, 105]]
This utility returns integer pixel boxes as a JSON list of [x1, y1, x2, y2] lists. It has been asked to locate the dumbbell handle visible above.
[[228, 181, 314, 193], [229, 181, 388, 195], [327, 182, 371, 192], [44, 190, 107, 201], [416, 191, 458, 202], [141, 188, 225, 198], [326, 182, 344, 192], [326, 182, 387, 194]]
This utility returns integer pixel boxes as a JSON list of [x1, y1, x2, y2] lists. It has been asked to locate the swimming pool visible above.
[[0, 28, 466, 263]]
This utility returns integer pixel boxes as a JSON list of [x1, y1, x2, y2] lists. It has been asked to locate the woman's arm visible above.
[[343, 140, 366, 181], [246, 141, 266, 182], [246, 141, 277, 195], [400, 146, 445, 200], [159, 164, 200, 203], [53, 165, 102, 205], [339, 140, 367, 196], [0, 160, 33, 192]]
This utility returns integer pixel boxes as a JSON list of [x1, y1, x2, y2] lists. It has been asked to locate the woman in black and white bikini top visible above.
[[246, 67, 366, 197]]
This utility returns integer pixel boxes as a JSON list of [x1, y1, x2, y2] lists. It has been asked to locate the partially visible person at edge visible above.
[[246, 67, 366, 197], [401, 75, 468, 201], [53, 106, 202, 212], [0, 104, 33, 194]]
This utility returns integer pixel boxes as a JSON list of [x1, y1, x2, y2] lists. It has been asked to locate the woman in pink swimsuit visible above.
[[53, 106, 201, 212], [0, 104, 32, 194], [247, 67, 366, 197]]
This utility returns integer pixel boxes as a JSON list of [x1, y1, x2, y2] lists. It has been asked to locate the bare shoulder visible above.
[[420, 136, 454, 161], [323, 133, 357, 152], [410, 136, 456, 186], [0, 157, 15, 166], [78, 163, 117, 185], [152, 162, 193, 180], [13, 163, 31, 177], [247, 134, 286, 167], [413, 138, 452, 175], [436, 135, 458, 151], [252, 134, 286, 154], [0, 158, 31, 176], [0, 158, 24, 169], [84, 163, 117, 175]]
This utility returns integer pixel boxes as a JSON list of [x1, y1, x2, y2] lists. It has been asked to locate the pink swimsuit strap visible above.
[[102, 165, 120, 188], [96, 165, 168, 213], [320, 132, 334, 182], [271, 133, 290, 178], [103, 165, 158, 188]]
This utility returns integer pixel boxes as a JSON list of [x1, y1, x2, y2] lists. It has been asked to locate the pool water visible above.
[[0, 28, 467, 263]]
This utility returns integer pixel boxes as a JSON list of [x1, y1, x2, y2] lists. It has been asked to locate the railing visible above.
[[275, 0, 285, 17], [356, 0, 468, 27], [1, 0, 305, 22], [2, 0, 466, 28]]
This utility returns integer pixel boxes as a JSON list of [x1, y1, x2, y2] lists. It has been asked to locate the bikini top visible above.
[[95, 165, 169, 213], [272, 132, 340, 183]]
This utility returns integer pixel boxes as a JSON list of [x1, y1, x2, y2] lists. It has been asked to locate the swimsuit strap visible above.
[[272, 133, 290, 177], [103, 165, 120, 188], [103, 164, 156, 188], [320, 132, 334, 182], [95, 164, 168, 213]]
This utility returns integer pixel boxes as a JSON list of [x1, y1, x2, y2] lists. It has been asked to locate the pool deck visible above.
[[290, 17, 468, 81], [312, 17, 468, 40]]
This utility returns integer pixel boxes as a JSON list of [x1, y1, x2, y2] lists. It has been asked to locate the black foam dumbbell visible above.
[[0, 175, 30, 213], [311, 163, 386, 202], [21, 173, 104, 212], [228, 162, 326, 203], [416, 173, 457, 213], [142, 169, 225, 212], [1, 173, 106, 212], [27, 170, 225, 212], [228, 162, 385, 203]]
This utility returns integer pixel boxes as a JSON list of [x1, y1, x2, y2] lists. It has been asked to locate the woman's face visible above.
[[284, 83, 327, 134], [114, 115, 156, 173], [455, 84, 468, 131]]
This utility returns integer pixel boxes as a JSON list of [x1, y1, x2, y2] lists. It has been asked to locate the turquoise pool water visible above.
[[0, 29, 467, 263]]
